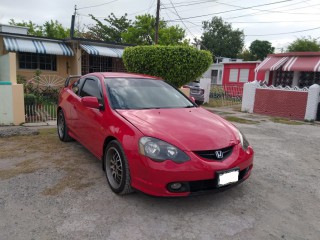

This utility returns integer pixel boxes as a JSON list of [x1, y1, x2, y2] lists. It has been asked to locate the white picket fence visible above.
[[25, 104, 57, 123]]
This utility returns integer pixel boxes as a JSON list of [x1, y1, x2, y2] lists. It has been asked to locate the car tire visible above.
[[104, 140, 133, 195], [57, 109, 73, 142]]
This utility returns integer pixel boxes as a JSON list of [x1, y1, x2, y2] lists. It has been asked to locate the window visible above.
[[106, 78, 194, 110], [229, 69, 238, 82], [81, 51, 126, 75], [80, 79, 103, 104], [211, 70, 218, 84], [19, 52, 57, 71], [298, 71, 320, 88], [239, 69, 249, 83], [218, 70, 223, 84], [275, 70, 293, 87]]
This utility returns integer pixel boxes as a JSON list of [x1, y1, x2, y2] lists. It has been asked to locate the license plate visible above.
[[217, 168, 239, 187]]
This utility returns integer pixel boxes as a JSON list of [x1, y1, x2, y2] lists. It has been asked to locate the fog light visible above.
[[170, 183, 182, 190]]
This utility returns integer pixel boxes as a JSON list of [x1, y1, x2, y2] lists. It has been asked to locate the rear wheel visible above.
[[104, 140, 133, 195], [57, 109, 73, 142]]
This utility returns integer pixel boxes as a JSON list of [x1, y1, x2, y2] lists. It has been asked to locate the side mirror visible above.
[[81, 96, 100, 109]]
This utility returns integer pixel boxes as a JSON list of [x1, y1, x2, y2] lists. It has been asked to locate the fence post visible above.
[[241, 81, 260, 113], [304, 84, 320, 121]]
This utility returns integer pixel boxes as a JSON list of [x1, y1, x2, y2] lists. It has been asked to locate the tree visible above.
[[86, 13, 132, 43], [42, 20, 69, 39], [9, 19, 43, 36], [198, 17, 244, 58], [237, 49, 255, 61], [123, 46, 212, 87], [121, 14, 186, 45], [9, 19, 69, 39], [287, 37, 320, 52], [249, 40, 274, 60]]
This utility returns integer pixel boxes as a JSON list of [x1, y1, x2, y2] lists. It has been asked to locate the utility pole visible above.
[[155, 0, 160, 44], [70, 5, 77, 38]]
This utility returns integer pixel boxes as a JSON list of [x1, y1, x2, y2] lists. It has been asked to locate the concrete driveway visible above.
[[0, 114, 319, 240]]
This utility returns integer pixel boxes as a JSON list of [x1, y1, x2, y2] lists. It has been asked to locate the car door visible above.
[[76, 77, 106, 157], [67, 77, 85, 135]]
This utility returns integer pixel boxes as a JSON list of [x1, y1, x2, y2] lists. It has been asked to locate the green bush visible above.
[[123, 45, 212, 87], [24, 94, 37, 106]]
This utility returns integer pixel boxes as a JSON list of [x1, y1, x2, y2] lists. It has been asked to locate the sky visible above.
[[1, 0, 319, 52]]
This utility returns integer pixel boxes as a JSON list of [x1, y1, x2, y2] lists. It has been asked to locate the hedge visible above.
[[122, 45, 212, 88]]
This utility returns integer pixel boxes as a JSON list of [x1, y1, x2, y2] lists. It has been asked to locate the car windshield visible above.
[[187, 82, 200, 87], [105, 78, 195, 110]]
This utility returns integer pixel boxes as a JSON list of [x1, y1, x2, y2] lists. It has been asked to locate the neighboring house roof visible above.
[[255, 52, 320, 73], [3, 36, 74, 56], [0, 32, 133, 58]]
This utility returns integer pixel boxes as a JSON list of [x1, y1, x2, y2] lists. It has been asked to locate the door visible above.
[[76, 77, 106, 157]]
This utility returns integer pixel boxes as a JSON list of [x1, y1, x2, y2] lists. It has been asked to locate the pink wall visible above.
[[253, 89, 308, 120]]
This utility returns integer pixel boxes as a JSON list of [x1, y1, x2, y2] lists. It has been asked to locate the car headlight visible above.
[[139, 137, 190, 163], [237, 129, 250, 150]]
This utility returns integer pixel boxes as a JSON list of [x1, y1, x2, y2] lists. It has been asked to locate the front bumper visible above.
[[130, 144, 254, 197]]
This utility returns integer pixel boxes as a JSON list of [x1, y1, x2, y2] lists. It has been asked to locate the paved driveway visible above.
[[0, 118, 319, 240]]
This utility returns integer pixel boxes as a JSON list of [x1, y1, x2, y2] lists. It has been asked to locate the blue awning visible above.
[[3, 37, 74, 56], [80, 44, 124, 58]]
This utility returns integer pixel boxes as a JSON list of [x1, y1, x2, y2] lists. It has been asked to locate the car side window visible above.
[[72, 78, 85, 95], [80, 78, 103, 104]]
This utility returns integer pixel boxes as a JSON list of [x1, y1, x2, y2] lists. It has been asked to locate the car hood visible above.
[[116, 108, 239, 151]]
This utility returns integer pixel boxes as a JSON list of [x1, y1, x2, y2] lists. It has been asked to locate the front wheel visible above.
[[57, 109, 73, 142], [104, 140, 133, 195]]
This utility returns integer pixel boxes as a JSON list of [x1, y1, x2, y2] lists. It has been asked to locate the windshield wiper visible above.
[[184, 105, 195, 108], [139, 107, 161, 110]]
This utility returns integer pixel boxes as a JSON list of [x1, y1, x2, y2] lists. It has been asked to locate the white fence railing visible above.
[[25, 104, 57, 123]]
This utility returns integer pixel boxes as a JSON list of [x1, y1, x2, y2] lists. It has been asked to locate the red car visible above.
[[57, 72, 254, 197]]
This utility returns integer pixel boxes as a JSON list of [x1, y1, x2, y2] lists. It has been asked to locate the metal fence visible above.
[[25, 104, 57, 123], [209, 85, 243, 107]]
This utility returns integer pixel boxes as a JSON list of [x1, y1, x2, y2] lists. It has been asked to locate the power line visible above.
[[216, 1, 320, 16], [167, 0, 209, 50], [224, 1, 320, 20], [167, 0, 304, 21], [77, 0, 118, 10], [246, 26, 320, 36], [162, 0, 218, 9]]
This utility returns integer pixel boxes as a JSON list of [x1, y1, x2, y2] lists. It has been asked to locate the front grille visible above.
[[189, 166, 251, 193], [194, 146, 233, 161]]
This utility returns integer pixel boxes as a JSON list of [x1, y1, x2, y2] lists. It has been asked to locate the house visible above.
[[254, 52, 320, 87], [242, 52, 320, 121], [0, 24, 130, 125], [0, 24, 129, 81], [200, 57, 262, 86]]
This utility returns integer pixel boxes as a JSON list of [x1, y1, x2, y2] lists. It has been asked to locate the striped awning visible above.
[[282, 57, 320, 72], [80, 44, 124, 58], [255, 57, 289, 72], [3, 37, 74, 56]]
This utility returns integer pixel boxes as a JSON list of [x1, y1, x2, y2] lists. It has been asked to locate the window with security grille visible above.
[[298, 72, 320, 88], [19, 52, 57, 71], [81, 51, 126, 75], [275, 69, 293, 87]]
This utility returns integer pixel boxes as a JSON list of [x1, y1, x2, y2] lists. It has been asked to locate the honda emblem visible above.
[[215, 150, 223, 159]]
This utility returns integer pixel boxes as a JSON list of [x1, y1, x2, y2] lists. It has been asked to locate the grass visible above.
[[224, 116, 260, 124], [203, 100, 241, 108], [0, 128, 98, 196], [270, 117, 304, 125]]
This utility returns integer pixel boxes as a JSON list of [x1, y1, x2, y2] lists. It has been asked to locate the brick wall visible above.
[[253, 89, 308, 120]]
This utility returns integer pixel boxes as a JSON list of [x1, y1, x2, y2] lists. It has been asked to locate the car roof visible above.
[[86, 72, 162, 80]]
